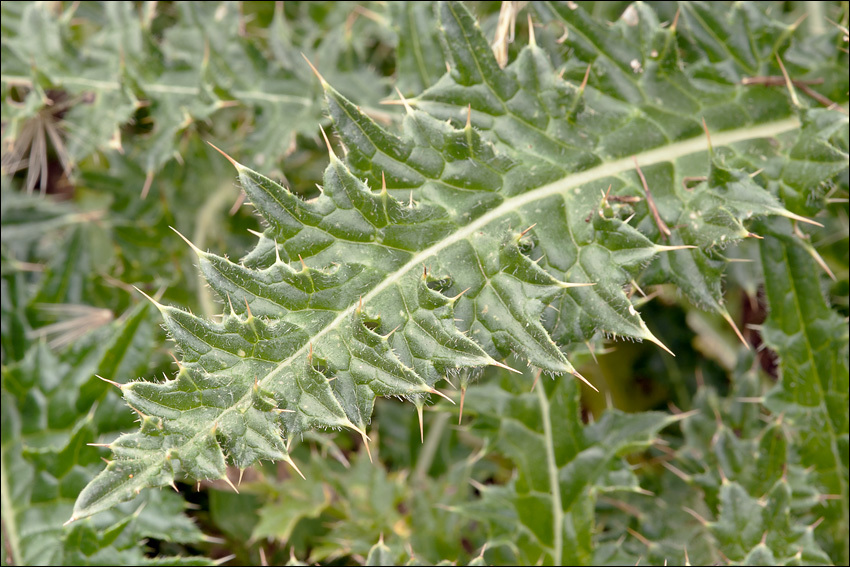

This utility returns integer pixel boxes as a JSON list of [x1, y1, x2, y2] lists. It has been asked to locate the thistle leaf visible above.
[[759, 217, 850, 563], [456, 375, 676, 565], [1, 303, 209, 565], [72, 1, 848, 524]]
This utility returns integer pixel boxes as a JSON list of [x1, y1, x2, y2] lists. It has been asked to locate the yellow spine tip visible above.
[[207, 141, 241, 169], [572, 370, 599, 393], [427, 387, 455, 405], [318, 125, 337, 159], [301, 52, 328, 86]]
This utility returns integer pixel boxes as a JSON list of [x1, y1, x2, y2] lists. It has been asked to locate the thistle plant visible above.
[[2, 2, 847, 565]]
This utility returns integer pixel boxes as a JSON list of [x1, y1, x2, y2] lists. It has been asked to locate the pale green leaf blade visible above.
[[457, 374, 676, 565], [1, 303, 209, 565], [392, 2, 444, 96], [71, 1, 849, 528], [759, 217, 850, 563]]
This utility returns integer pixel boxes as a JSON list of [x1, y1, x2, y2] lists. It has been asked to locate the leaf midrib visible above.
[[779, 242, 850, 556], [407, 5, 434, 90], [0, 444, 23, 565], [0, 74, 313, 106], [262, 115, 804, 390], [120, 114, 808, 502]]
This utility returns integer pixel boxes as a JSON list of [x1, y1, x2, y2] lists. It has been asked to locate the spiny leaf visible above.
[[73, 1, 848, 524], [531, 1, 847, 323], [365, 535, 395, 566], [457, 374, 677, 565], [708, 479, 831, 565], [0, 2, 390, 181], [597, 356, 835, 565], [391, 2, 444, 96], [758, 217, 850, 563], [1, 303, 209, 565]]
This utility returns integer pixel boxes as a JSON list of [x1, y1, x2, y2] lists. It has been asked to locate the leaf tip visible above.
[[662, 461, 692, 483], [517, 223, 537, 239], [701, 117, 713, 154], [427, 387, 455, 405], [784, 211, 824, 228], [682, 506, 709, 526], [285, 456, 306, 480], [141, 170, 154, 200], [798, 238, 837, 281], [318, 125, 338, 160], [222, 475, 240, 494], [488, 358, 521, 374], [579, 63, 591, 93], [301, 52, 328, 86], [207, 141, 242, 169], [95, 374, 123, 389], [572, 370, 599, 393], [646, 332, 675, 357], [345, 421, 373, 462], [416, 400, 425, 443], [655, 244, 697, 252], [720, 309, 749, 349], [63, 516, 78, 527], [668, 408, 700, 423], [585, 340, 599, 364], [775, 54, 800, 108], [170, 226, 205, 256], [213, 553, 237, 566], [451, 287, 471, 302], [633, 157, 671, 237], [132, 285, 165, 312], [392, 87, 415, 114], [362, 434, 373, 463]]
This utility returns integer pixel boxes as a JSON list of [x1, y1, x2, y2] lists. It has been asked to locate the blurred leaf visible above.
[[458, 374, 676, 565], [391, 2, 444, 96], [759, 217, 850, 563], [0, 303, 210, 565]]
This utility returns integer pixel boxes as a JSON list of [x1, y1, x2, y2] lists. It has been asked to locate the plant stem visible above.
[[415, 411, 449, 482], [0, 449, 22, 566], [192, 181, 240, 318], [536, 382, 563, 566], [0, 74, 313, 106], [804, 1, 826, 36]]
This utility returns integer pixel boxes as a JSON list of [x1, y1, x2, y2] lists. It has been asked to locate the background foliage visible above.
[[2, 2, 848, 566]]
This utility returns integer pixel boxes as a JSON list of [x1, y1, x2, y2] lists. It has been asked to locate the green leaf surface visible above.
[[251, 476, 330, 543], [1, 302, 210, 565], [456, 373, 676, 565], [365, 536, 396, 566], [590, 355, 836, 566], [709, 479, 831, 565], [759, 217, 850, 563], [0, 2, 392, 182], [70, 2, 848, 544], [392, 2, 445, 96]]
